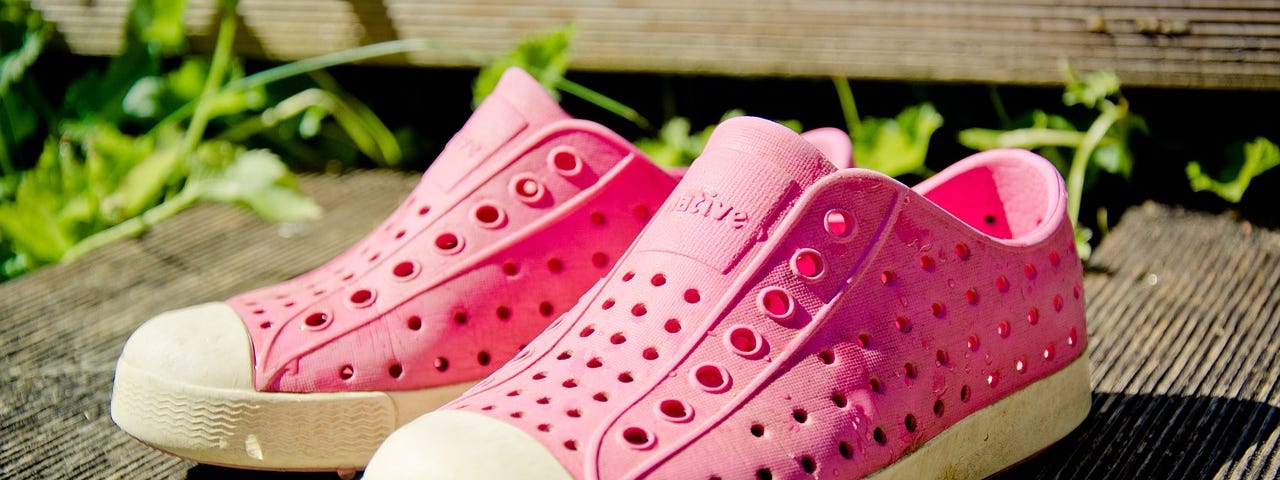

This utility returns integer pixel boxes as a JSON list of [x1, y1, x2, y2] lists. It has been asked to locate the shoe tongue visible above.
[[636, 116, 836, 274], [423, 68, 571, 192]]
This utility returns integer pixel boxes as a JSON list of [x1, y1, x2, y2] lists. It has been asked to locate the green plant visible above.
[[834, 77, 942, 178], [959, 67, 1146, 259], [1187, 137, 1279, 203]]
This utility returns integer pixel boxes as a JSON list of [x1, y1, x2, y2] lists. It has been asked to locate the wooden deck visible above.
[[29, 0, 1280, 90], [2, 170, 1279, 478]]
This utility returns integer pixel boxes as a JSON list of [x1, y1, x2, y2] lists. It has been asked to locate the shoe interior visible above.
[[913, 150, 1058, 241]]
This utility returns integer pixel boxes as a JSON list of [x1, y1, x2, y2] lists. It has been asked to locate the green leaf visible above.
[[853, 103, 943, 178], [473, 25, 575, 106], [1187, 137, 1280, 203], [101, 145, 181, 222], [1063, 69, 1120, 109], [189, 148, 321, 220], [0, 26, 46, 96]]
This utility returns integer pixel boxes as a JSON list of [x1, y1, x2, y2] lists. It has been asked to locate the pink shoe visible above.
[[363, 117, 1090, 479], [109, 68, 687, 471]]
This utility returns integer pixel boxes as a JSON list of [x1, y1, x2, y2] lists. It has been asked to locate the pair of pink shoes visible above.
[[111, 68, 1090, 479]]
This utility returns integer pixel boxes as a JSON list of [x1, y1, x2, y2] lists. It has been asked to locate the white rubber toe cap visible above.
[[363, 410, 571, 480], [117, 302, 252, 389]]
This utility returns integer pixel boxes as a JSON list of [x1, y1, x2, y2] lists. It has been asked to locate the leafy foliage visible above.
[[1187, 137, 1279, 203]]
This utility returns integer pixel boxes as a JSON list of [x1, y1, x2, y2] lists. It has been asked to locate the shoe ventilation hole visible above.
[[1053, 294, 1065, 311], [593, 392, 609, 402], [831, 392, 848, 408], [1024, 264, 1037, 279], [792, 408, 808, 423], [621, 426, 654, 449], [592, 252, 609, 268], [632, 304, 647, 316], [1074, 284, 1082, 299], [497, 306, 511, 320], [664, 319, 682, 333], [824, 209, 854, 237], [930, 302, 945, 318], [651, 274, 666, 286], [407, 316, 422, 330], [873, 427, 887, 445], [905, 413, 918, 432], [857, 333, 872, 348], [339, 365, 354, 380], [756, 468, 773, 480], [642, 347, 660, 360], [997, 321, 1011, 338], [967, 335, 980, 351], [481, 405, 494, 411], [511, 175, 545, 203], [477, 351, 491, 366], [1016, 356, 1028, 373], [433, 357, 449, 372], [955, 243, 971, 260], [602, 299, 615, 310], [792, 249, 825, 280], [557, 350, 573, 360], [589, 212, 606, 225], [800, 455, 817, 474], [684, 289, 701, 303], [473, 204, 505, 228], [633, 205, 651, 220], [369, 252, 382, 263], [759, 288, 794, 320], [881, 270, 894, 285], [540, 302, 554, 317], [1068, 328, 1078, 346], [936, 349, 949, 366], [417, 205, 431, 216], [437, 234, 463, 253], [392, 261, 418, 279], [1049, 251, 1061, 266], [904, 362, 918, 379], [304, 312, 330, 328], [538, 424, 551, 432], [1044, 343, 1056, 360], [933, 399, 945, 416], [349, 289, 375, 307], [388, 363, 403, 378], [920, 255, 935, 271], [610, 332, 627, 345], [987, 371, 1000, 387], [587, 358, 603, 368], [658, 399, 693, 422], [536, 397, 551, 405], [895, 316, 911, 333], [728, 326, 763, 357], [996, 275, 1010, 292], [818, 349, 836, 364], [838, 441, 853, 459], [566, 408, 581, 418], [750, 423, 765, 437], [533, 371, 547, 380], [312, 289, 325, 296], [502, 262, 519, 276], [960, 385, 971, 402], [562, 379, 578, 388], [623, 271, 635, 282], [547, 258, 564, 273], [251, 308, 266, 315], [965, 288, 979, 305], [563, 440, 577, 451], [259, 322, 272, 329], [550, 148, 582, 176], [692, 363, 730, 392], [869, 377, 883, 393], [393, 230, 406, 240], [580, 325, 596, 337], [618, 372, 634, 383], [451, 311, 468, 325]]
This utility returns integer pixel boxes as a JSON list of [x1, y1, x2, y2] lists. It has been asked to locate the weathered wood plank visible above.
[[29, 0, 1280, 90]]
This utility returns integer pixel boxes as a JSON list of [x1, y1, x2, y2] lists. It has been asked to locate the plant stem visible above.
[[988, 85, 1010, 127], [832, 77, 861, 134], [0, 97, 15, 176], [179, 0, 239, 157], [558, 79, 650, 130], [1066, 102, 1122, 225], [62, 187, 199, 262], [984, 128, 1093, 150]]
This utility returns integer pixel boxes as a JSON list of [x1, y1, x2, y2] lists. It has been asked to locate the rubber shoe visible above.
[[109, 67, 690, 471], [363, 116, 1090, 479]]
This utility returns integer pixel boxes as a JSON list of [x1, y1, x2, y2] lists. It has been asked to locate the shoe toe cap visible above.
[[117, 302, 253, 389], [364, 410, 570, 480]]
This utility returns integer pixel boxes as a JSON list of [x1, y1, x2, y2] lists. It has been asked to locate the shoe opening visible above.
[[912, 149, 1061, 241]]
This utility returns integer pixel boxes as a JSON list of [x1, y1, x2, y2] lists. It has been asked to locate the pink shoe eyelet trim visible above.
[[724, 325, 766, 358], [301, 310, 333, 331], [509, 174, 546, 204], [791, 248, 826, 281], [391, 260, 420, 281], [547, 146, 584, 177], [434, 232, 465, 255], [656, 398, 695, 423], [758, 287, 795, 322], [824, 209, 856, 241], [619, 426, 657, 450], [690, 363, 732, 393], [348, 289, 376, 308], [472, 203, 508, 229]]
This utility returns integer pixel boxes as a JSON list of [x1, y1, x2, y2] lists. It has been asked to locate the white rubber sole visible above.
[[110, 358, 477, 471], [867, 353, 1091, 480]]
